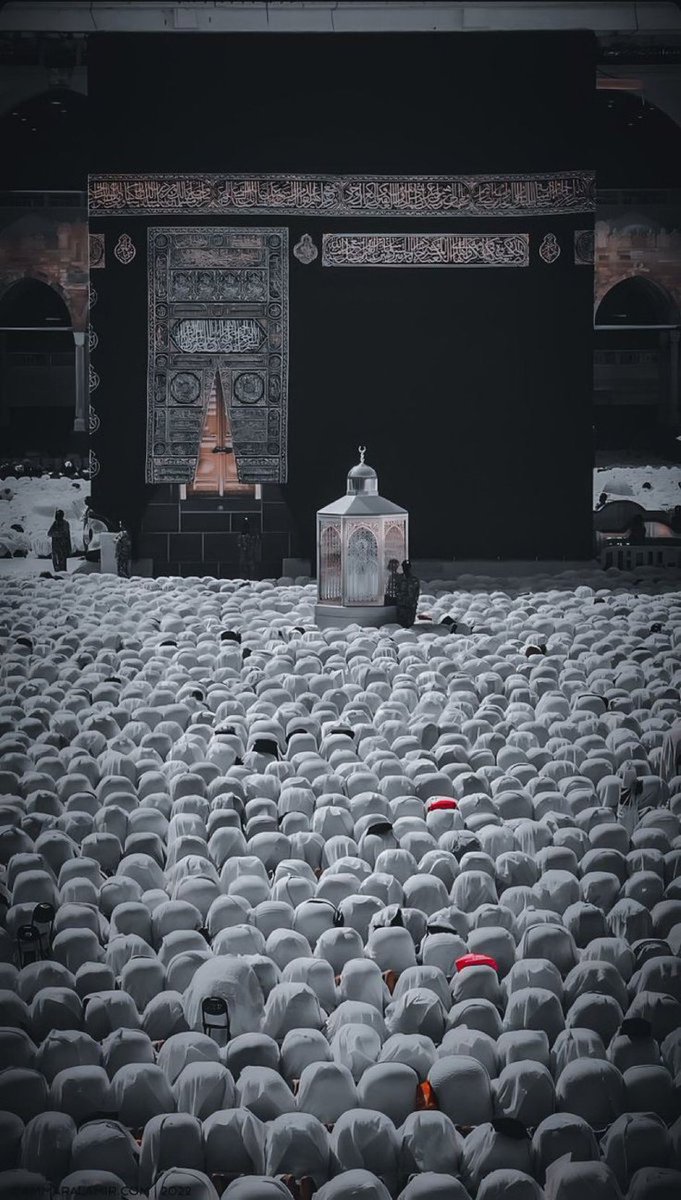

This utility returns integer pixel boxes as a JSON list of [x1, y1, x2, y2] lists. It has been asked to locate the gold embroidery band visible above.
[[321, 232, 530, 267], [89, 172, 594, 219]]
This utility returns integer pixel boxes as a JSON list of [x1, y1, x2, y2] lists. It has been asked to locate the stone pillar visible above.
[[0, 332, 8, 429], [73, 330, 86, 433], [670, 329, 680, 432]]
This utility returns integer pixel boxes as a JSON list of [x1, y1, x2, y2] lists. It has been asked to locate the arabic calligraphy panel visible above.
[[170, 318, 266, 354], [90, 171, 595, 218], [321, 233, 530, 268]]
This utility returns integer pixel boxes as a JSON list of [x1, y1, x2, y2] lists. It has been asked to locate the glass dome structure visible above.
[[316, 447, 408, 615]]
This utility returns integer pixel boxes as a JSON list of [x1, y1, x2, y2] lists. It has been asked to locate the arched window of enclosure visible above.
[[384, 520, 407, 569], [319, 523, 342, 602], [346, 525, 380, 604]]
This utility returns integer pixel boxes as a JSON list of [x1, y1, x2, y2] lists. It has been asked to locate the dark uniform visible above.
[[395, 569, 420, 628], [238, 530, 261, 579], [116, 528, 132, 577], [47, 514, 71, 572]]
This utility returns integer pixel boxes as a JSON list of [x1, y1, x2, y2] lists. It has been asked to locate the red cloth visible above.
[[455, 953, 499, 973], [427, 798, 458, 810]]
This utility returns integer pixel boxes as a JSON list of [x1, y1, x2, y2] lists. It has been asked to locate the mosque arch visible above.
[[595, 276, 680, 328], [0, 277, 76, 459], [0, 276, 73, 328], [593, 276, 680, 453], [346, 525, 380, 604]]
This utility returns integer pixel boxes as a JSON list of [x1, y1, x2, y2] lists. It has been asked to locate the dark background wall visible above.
[[88, 31, 596, 561]]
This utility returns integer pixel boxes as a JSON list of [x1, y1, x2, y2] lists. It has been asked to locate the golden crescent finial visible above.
[[358, 445, 366, 464]]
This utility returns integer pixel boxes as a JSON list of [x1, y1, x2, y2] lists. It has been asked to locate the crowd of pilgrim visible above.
[[0, 569, 681, 1200]]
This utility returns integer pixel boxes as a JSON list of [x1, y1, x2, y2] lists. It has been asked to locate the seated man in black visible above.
[[627, 515, 647, 546], [395, 560, 420, 628]]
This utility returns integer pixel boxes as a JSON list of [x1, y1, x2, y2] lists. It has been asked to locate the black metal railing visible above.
[[597, 187, 681, 207], [594, 350, 660, 366], [6, 352, 74, 368], [0, 190, 85, 208]]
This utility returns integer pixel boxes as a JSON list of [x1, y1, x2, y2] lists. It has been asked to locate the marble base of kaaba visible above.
[[314, 602, 398, 629]]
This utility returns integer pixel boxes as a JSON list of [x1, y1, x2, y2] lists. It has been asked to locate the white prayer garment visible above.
[[69, 1118, 139, 1188], [296, 1059, 358, 1122], [20, 1111, 76, 1185], [476, 1169, 545, 1200], [222, 1179, 304, 1199], [397, 1173, 471, 1199], [2, 569, 681, 1195], [0, 1112, 24, 1172], [626, 1168, 681, 1200], [427, 1054, 494, 1125], [139, 1112, 204, 1192], [149, 1168, 219, 1200], [202, 1107, 265, 1178], [331, 1111, 401, 1195], [236, 1065, 296, 1121], [398, 1110, 464, 1178], [600, 1112, 671, 1190], [49, 1170, 130, 1200], [264, 1112, 332, 1188]]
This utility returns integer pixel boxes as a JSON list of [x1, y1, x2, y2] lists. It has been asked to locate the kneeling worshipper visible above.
[[1, 567, 681, 1198]]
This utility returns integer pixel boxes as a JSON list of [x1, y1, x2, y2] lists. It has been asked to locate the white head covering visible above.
[[296, 1059, 358, 1123], [599, 1112, 671, 1191], [427, 1054, 493, 1125], [235, 1066, 296, 1122], [101, 1028, 154, 1079], [57, 1171, 129, 1200], [172, 1061, 235, 1120], [399, 1110, 464, 1178], [221, 1180, 294, 1199], [356, 1061, 419, 1126], [338, 960, 389, 1013], [555, 1059, 625, 1128], [224, 1033, 279, 1079], [282, 956, 337, 1013], [461, 1120, 534, 1191], [503, 987, 565, 1046], [49, 1065, 110, 1124], [69, 1119, 139, 1188], [330, 1024, 382, 1082], [182, 957, 264, 1043], [34, 1029, 101, 1084], [398, 1174, 470, 1199], [438, 1027, 499, 1078], [149, 1169, 218, 1200], [279, 1028, 331, 1085], [20, 1111, 76, 1185], [365, 926, 417, 974], [111, 1062, 175, 1128], [0, 1110, 24, 1172], [264, 1111, 331, 1187], [493, 1060, 556, 1126], [139, 1112, 204, 1192], [379, 1033, 436, 1081], [261, 982, 325, 1041], [477, 1170, 545, 1200], [626, 1169, 681, 1200], [543, 1160, 623, 1200], [331, 1109, 401, 1195]]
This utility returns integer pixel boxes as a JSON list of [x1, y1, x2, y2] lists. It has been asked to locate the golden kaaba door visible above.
[[188, 375, 254, 497]]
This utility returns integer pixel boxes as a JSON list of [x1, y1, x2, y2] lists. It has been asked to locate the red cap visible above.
[[455, 953, 499, 973], [427, 798, 458, 811]]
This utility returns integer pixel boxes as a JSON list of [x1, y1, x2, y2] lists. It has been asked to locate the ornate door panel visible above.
[[188, 375, 254, 497], [147, 226, 288, 485]]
